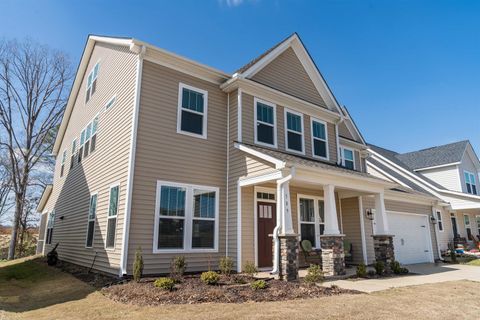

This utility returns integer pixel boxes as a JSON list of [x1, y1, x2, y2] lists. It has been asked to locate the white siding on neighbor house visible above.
[[458, 154, 480, 194], [419, 165, 461, 192], [42, 43, 138, 275]]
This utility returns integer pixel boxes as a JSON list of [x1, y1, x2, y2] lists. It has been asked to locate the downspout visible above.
[[271, 167, 296, 275], [119, 43, 146, 277], [225, 93, 230, 257]]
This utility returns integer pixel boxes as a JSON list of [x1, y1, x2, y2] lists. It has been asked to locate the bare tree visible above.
[[0, 39, 72, 259], [0, 147, 13, 223]]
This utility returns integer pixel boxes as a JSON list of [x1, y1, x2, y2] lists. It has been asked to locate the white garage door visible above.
[[388, 212, 433, 264]]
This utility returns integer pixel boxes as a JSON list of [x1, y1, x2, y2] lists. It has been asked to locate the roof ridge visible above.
[[399, 140, 469, 156]]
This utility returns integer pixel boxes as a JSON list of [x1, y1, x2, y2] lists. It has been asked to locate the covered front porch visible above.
[[238, 163, 397, 281]]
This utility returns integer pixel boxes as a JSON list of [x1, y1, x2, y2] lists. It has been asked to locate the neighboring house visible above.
[[367, 141, 480, 253], [37, 33, 443, 278]]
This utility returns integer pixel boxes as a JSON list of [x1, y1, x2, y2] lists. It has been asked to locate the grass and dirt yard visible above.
[[1, 257, 479, 320]]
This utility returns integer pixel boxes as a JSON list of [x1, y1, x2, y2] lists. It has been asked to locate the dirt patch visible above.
[[48, 258, 120, 289], [103, 275, 359, 305]]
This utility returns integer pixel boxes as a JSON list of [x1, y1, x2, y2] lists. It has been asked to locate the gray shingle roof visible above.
[[368, 144, 447, 191], [395, 140, 469, 170]]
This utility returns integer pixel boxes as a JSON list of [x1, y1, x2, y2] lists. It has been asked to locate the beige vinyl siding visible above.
[[340, 197, 364, 264], [251, 47, 327, 108], [355, 150, 362, 172], [338, 122, 355, 141], [362, 197, 438, 263], [127, 61, 228, 275], [241, 92, 338, 164], [436, 208, 453, 251], [42, 43, 138, 275], [458, 155, 479, 194]]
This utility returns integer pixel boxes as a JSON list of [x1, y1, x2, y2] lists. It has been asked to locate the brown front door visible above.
[[257, 202, 276, 268]]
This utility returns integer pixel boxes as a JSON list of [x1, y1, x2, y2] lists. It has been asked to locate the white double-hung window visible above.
[[177, 83, 208, 139], [464, 171, 477, 195], [284, 109, 304, 154], [341, 147, 355, 170], [85, 193, 97, 248], [311, 118, 328, 160], [254, 98, 277, 147], [86, 62, 99, 103], [154, 181, 219, 253], [46, 210, 55, 245]]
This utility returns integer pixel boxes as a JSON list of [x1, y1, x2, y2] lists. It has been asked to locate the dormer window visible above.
[[177, 83, 208, 139], [285, 109, 304, 154], [464, 171, 477, 195], [341, 147, 355, 170], [86, 62, 99, 103], [254, 98, 276, 147]]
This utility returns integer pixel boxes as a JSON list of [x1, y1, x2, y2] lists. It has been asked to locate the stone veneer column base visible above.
[[278, 234, 299, 281], [372, 235, 395, 271], [320, 235, 345, 276]]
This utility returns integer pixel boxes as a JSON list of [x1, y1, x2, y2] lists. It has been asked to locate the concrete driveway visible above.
[[324, 263, 480, 293]]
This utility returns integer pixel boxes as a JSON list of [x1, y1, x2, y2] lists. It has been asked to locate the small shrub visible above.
[[251, 279, 268, 290], [243, 261, 258, 278], [154, 277, 175, 291], [450, 250, 458, 263], [233, 275, 247, 284], [374, 261, 385, 276], [356, 263, 367, 278], [201, 271, 220, 285], [400, 267, 409, 274], [367, 270, 376, 277], [304, 264, 324, 284], [219, 256, 234, 276], [132, 247, 144, 282], [170, 256, 187, 279], [390, 260, 402, 275]]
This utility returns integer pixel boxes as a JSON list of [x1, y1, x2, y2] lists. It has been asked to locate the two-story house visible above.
[[367, 141, 480, 253], [36, 33, 443, 279]]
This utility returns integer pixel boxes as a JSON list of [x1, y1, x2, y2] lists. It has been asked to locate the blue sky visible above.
[[1, 0, 479, 154]]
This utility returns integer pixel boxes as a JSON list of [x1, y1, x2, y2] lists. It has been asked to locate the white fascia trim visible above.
[[339, 136, 367, 150], [239, 170, 283, 187], [119, 45, 145, 276], [369, 149, 480, 201], [36, 185, 53, 213], [366, 161, 410, 188], [341, 107, 366, 145], [414, 162, 461, 172], [234, 142, 286, 169]]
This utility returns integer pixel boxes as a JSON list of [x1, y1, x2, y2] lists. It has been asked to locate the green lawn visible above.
[[466, 259, 480, 266]]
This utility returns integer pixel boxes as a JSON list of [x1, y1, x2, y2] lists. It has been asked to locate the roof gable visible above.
[[250, 47, 327, 107], [237, 33, 343, 115], [396, 140, 468, 170]]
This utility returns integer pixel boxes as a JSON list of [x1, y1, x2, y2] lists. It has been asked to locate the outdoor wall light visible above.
[[59, 216, 64, 220], [365, 209, 374, 220], [430, 215, 437, 224]]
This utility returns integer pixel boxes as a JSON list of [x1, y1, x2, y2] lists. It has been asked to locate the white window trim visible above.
[[310, 117, 329, 161], [436, 210, 444, 232], [153, 180, 219, 254], [71, 138, 77, 155], [85, 192, 98, 249], [464, 213, 471, 230], [79, 113, 100, 149], [46, 209, 55, 245], [104, 95, 117, 111], [105, 183, 120, 251], [86, 61, 100, 97], [464, 170, 477, 195], [60, 149, 67, 177], [254, 97, 278, 148], [341, 146, 356, 170], [176, 82, 208, 140], [284, 108, 305, 155], [297, 194, 324, 249]]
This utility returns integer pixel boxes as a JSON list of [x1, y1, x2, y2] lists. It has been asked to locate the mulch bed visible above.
[[103, 275, 360, 305]]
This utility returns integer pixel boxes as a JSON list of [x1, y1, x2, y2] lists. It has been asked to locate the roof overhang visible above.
[[36, 185, 52, 213]]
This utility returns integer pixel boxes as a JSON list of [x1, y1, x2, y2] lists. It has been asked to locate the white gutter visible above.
[[119, 44, 146, 276], [272, 167, 296, 275]]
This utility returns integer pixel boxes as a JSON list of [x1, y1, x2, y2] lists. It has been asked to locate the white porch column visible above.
[[374, 192, 390, 235], [323, 184, 340, 235], [280, 181, 295, 235]]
